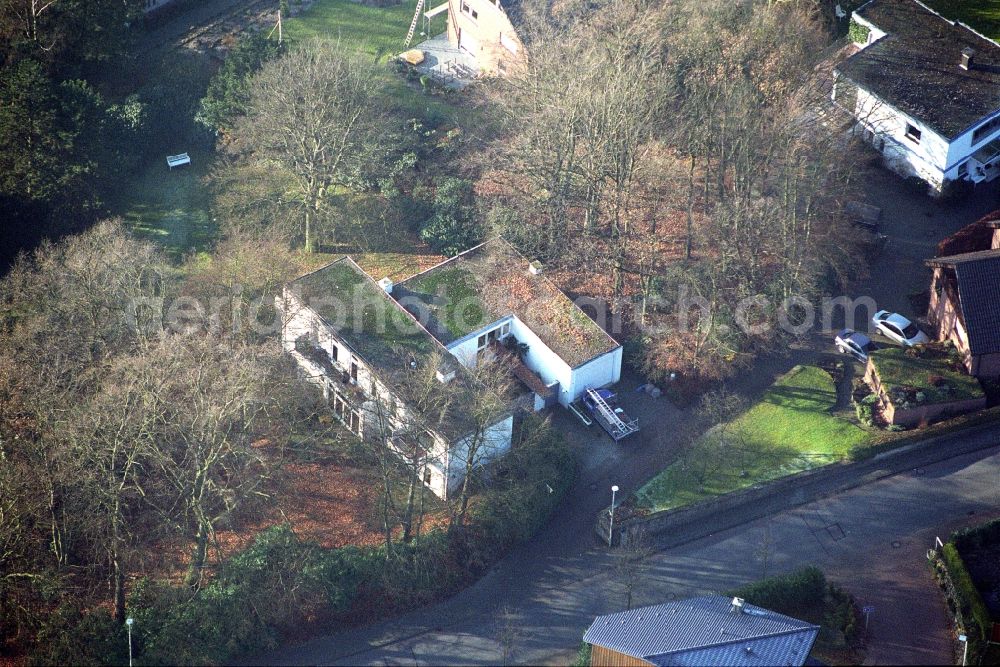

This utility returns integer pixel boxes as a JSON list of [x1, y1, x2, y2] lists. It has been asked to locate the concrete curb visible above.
[[606, 418, 1000, 550]]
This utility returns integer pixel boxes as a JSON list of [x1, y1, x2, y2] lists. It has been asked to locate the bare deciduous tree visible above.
[[232, 41, 388, 252]]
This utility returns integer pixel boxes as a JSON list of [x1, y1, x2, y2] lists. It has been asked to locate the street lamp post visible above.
[[125, 617, 134, 667], [608, 485, 619, 546], [958, 634, 968, 667]]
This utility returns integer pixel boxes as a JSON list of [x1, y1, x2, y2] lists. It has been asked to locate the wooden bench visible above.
[[166, 153, 191, 169]]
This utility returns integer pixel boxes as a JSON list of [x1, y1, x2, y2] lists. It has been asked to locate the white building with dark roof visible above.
[[833, 0, 1000, 191]]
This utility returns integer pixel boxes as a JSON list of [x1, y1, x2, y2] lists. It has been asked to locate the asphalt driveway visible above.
[[854, 169, 1000, 317]]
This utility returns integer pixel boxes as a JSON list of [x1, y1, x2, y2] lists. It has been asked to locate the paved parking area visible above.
[[855, 169, 1000, 318]]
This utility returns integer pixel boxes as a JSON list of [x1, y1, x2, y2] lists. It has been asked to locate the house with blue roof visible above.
[[583, 596, 819, 667]]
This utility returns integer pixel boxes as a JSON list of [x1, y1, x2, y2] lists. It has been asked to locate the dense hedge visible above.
[[941, 535, 996, 645], [729, 566, 859, 644], [729, 566, 826, 613], [952, 517, 1000, 555], [28, 415, 575, 665]]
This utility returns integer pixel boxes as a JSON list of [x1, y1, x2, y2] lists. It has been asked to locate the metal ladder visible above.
[[404, 0, 425, 48], [586, 388, 635, 438]]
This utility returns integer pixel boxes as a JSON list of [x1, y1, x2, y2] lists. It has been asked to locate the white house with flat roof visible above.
[[279, 257, 513, 500], [278, 239, 624, 498], [392, 239, 623, 410]]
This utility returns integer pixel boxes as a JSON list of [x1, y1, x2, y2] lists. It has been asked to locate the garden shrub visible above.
[[419, 177, 482, 256], [823, 583, 860, 643], [729, 567, 859, 645], [847, 19, 870, 45], [29, 606, 128, 667], [855, 392, 878, 427], [196, 32, 284, 134]]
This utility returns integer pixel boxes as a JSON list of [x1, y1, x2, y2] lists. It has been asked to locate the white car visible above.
[[872, 310, 930, 347], [834, 329, 878, 362]]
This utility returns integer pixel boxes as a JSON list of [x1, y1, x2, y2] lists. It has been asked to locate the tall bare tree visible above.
[[231, 41, 388, 252]]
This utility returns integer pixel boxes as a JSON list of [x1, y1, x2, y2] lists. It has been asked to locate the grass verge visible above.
[[636, 365, 871, 513]]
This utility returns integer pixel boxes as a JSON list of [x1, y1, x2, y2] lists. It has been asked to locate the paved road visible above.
[[260, 433, 1000, 666]]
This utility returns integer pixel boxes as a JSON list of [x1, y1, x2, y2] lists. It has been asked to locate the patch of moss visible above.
[[406, 267, 486, 341], [296, 261, 435, 367]]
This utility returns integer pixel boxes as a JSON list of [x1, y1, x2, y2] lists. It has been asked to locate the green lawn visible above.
[[283, 0, 462, 126], [283, 0, 447, 58], [636, 365, 872, 513], [923, 0, 1000, 41], [119, 148, 217, 261]]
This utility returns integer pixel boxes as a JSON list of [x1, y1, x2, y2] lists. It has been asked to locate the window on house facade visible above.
[[477, 323, 509, 353], [330, 344, 338, 362], [350, 360, 359, 383], [958, 161, 969, 178], [460, 1, 478, 20], [348, 409, 362, 435], [972, 115, 1000, 146], [904, 123, 921, 144], [423, 468, 433, 484]]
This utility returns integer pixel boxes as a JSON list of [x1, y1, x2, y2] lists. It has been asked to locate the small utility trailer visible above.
[[582, 388, 639, 441]]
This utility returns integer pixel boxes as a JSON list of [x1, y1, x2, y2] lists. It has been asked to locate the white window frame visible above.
[[477, 323, 509, 351], [904, 123, 921, 145]]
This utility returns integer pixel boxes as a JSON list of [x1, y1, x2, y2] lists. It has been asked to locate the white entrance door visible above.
[[459, 29, 479, 55]]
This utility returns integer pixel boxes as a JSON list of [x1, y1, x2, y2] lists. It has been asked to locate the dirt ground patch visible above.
[[140, 459, 388, 586], [143, 0, 296, 57]]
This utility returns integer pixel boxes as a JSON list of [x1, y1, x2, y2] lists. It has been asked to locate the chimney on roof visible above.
[[436, 368, 455, 384], [528, 260, 544, 276], [731, 597, 745, 614], [378, 277, 394, 294], [961, 47, 975, 71]]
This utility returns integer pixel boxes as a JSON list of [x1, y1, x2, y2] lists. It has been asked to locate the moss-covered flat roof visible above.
[[870, 346, 984, 405], [394, 239, 619, 367], [293, 258, 439, 372], [290, 258, 505, 440]]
